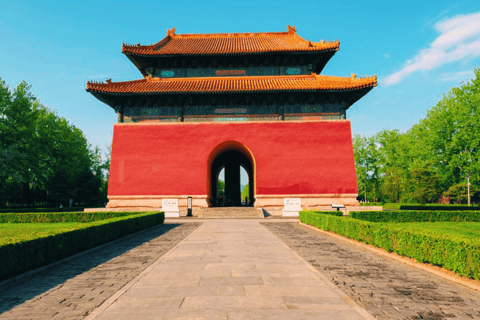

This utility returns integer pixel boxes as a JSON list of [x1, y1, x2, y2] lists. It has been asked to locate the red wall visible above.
[[108, 121, 358, 196]]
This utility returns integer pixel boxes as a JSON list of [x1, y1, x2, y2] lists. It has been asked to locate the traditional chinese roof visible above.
[[86, 73, 377, 95], [122, 26, 339, 57]]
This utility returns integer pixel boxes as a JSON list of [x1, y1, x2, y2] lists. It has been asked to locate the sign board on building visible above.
[[282, 198, 302, 217], [162, 199, 180, 217]]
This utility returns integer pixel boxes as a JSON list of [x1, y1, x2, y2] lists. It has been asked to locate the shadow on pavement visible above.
[[0, 223, 182, 313]]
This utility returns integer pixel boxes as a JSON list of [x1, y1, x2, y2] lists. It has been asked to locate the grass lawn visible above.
[[361, 203, 480, 210], [376, 221, 480, 240], [0, 222, 84, 246], [383, 203, 402, 210], [360, 203, 405, 209]]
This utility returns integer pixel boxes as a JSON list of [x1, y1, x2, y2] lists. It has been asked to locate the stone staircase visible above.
[[197, 207, 264, 219]]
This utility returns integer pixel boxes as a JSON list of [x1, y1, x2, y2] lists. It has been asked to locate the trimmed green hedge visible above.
[[350, 210, 480, 223], [400, 205, 480, 211], [0, 211, 143, 223], [308, 210, 343, 217], [0, 207, 92, 213], [300, 211, 480, 280], [0, 211, 164, 281], [360, 202, 384, 206]]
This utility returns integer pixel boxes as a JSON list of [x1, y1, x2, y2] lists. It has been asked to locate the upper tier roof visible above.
[[122, 25, 339, 56], [86, 73, 377, 95]]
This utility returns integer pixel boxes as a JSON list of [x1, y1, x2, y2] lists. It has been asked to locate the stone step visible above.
[[198, 207, 264, 219]]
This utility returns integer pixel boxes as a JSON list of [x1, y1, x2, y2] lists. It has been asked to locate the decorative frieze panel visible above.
[[125, 106, 182, 117], [153, 66, 308, 78], [121, 102, 347, 122], [284, 102, 346, 114], [184, 115, 279, 122], [284, 114, 344, 120], [124, 116, 178, 123]]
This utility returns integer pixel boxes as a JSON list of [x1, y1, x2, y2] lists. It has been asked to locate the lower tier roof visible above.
[[86, 73, 377, 95]]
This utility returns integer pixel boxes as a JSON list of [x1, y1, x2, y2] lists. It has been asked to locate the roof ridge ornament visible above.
[[167, 27, 176, 37], [351, 74, 357, 79], [287, 25, 296, 34]]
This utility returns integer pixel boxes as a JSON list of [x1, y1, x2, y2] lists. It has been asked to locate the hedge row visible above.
[[0, 211, 142, 223], [305, 210, 343, 216], [350, 210, 480, 223], [360, 202, 384, 206], [0, 207, 89, 214], [0, 211, 165, 281], [300, 211, 480, 280], [400, 205, 480, 211]]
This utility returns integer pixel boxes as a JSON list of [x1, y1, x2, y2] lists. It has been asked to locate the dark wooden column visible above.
[[117, 106, 124, 123], [178, 106, 184, 122]]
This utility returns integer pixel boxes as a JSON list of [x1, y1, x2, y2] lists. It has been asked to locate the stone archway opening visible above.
[[207, 141, 255, 207]]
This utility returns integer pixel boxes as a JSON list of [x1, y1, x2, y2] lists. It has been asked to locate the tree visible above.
[[0, 77, 106, 206], [217, 179, 225, 192], [406, 69, 480, 193], [444, 183, 480, 204], [0, 144, 26, 205], [380, 167, 402, 203], [408, 168, 442, 203], [75, 168, 102, 205], [47, 169, 70, 206], [217, 179, 225, 201], [352, 68, 480, 204], [241, 184, 249, 202], [353, 134, 383, 202]]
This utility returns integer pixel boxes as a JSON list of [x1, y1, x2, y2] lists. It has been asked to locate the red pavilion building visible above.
[[87, 26, 377, 216]]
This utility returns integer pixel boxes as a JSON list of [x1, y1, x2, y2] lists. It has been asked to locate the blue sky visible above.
[[1, 0, 480, 155]]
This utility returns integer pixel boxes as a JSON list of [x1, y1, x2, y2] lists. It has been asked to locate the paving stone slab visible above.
[[91, 221, 371, 320], [227, 309, 365, 320]]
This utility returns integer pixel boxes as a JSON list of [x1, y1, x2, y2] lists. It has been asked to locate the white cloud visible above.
[[439, 70, 474, 82], [384, 11, 480, 86]]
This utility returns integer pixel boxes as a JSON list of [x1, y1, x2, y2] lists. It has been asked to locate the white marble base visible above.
[[282, 210, 300, 217], [282, 198, 301, 217], [162, 199, 180, 218], [164, 211, 180, 218]]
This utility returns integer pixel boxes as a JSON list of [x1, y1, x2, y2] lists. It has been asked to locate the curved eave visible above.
[[87, 75, 377, 95], [88, 87, 373, 95], [86, 74, 377, 112], [125, 49, 338, 77], [122, 47, 340, 58]]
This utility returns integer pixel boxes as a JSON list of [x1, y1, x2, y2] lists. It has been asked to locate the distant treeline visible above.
[[354, 68, 480, 204], [0, 78, 109, 207]]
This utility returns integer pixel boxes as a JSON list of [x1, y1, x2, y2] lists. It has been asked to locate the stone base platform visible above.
[[84, 207, 160, 212], [100, 194, 368, 216], [262, 206, 383, 216], [198, 207, 264, 219]]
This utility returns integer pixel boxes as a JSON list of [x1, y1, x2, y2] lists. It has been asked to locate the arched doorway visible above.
[[207, 141, 255, 207]]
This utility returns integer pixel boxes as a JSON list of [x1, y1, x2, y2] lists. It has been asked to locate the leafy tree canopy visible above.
[[354, 68, 480, 204], [0, 78, 109, 206]]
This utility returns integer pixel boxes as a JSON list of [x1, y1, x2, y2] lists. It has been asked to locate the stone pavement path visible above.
[[0, 223, 201, 320], [89, 220, 373, 320], [262, 222, 480, 320]]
